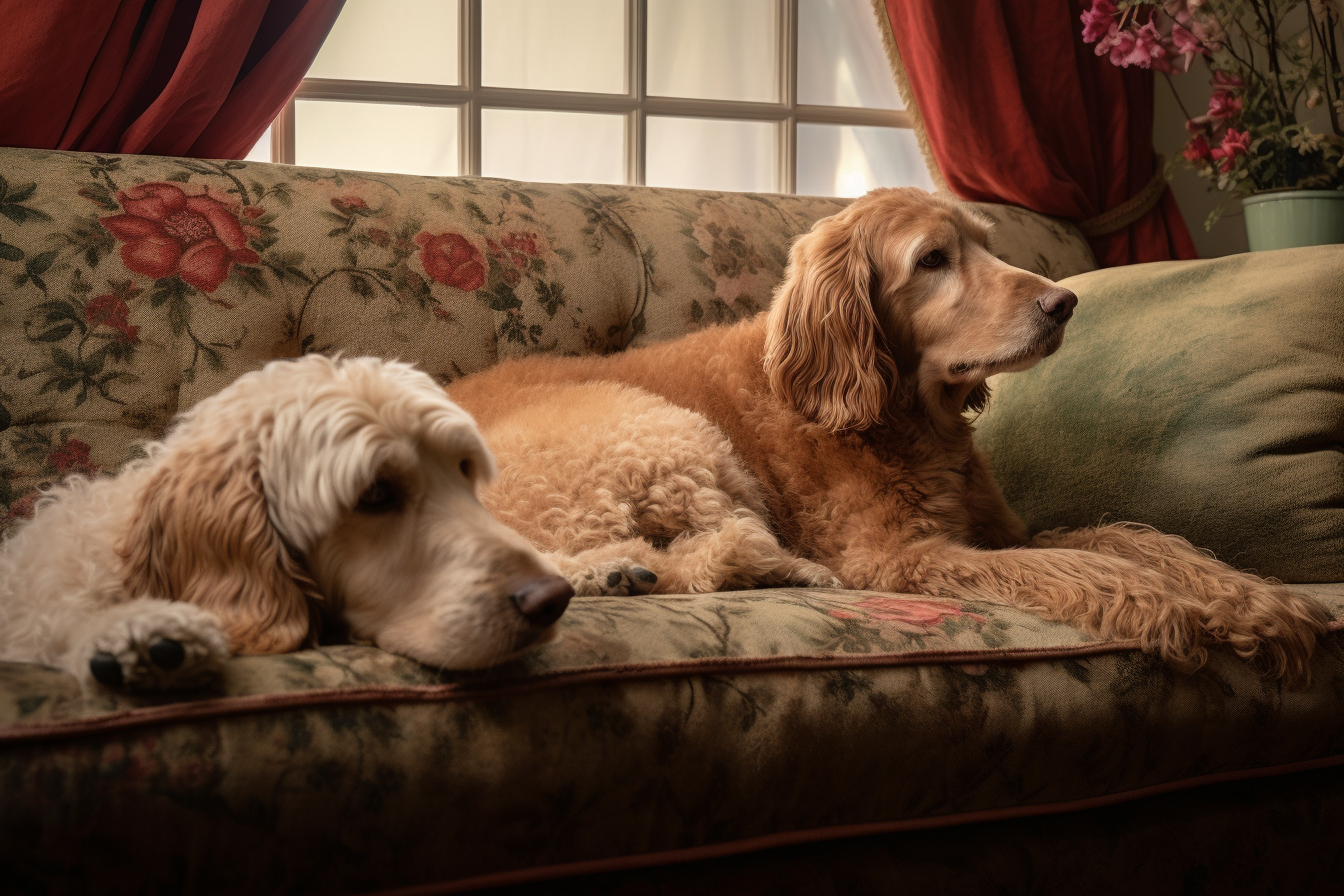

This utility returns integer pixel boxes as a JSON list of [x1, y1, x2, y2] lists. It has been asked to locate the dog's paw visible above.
[[1206, 580, 1330, 686], [775, 558, 845, 589], [569, 560, 659, 596], [75, 600, 230, 692]]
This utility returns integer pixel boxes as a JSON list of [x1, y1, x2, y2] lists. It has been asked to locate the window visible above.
[[252, 0, 932, 197]]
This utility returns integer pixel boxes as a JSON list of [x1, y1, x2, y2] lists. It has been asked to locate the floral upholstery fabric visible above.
[[0, 146, 1094, 527]]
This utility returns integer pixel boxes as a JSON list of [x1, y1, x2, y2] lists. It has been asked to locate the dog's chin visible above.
[[947, 326, 1067, 381]]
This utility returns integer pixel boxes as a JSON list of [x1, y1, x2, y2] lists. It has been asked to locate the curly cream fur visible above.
[[0, 355, 568, 690], [448, 187, 1328, 683]]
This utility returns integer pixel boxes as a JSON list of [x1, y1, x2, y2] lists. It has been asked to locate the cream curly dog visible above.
[[0, 355, 573, 691], [449, 187, 1328, 681]]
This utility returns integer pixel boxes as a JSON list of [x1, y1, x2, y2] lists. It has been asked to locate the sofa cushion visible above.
[[976, 247, 1344, 583], [3, 585, 1343, 893]]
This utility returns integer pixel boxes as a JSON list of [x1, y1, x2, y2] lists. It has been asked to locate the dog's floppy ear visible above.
[[763, 212, 897, 431], [117, 444, 315, 654]]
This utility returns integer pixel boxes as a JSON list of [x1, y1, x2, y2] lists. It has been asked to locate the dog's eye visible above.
[[918, 250, 947, 269], [356, 479, 401, 513]]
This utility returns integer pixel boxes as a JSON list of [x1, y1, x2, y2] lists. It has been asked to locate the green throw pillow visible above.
[[975, 246, 1344, 583]]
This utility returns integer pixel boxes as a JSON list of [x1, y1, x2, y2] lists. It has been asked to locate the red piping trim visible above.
[[365, 753, 1344, 895], [0, 638, 1150, 743], [3, 619, 1340, 744]]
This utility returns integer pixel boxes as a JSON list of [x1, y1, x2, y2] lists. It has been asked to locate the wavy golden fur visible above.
[[449, 187, 1327, 682]]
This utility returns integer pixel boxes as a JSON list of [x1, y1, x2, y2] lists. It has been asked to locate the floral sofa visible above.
[[2, 146, 1343, 895]]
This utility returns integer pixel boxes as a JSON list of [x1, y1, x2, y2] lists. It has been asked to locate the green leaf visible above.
[[0, 241, 23, 262], [690, 299, 704, 323], [31, 322, 74, 342], [85, 344, 108, 375], [0, 402, 9, 432], [231, 265, 269, 296], [483, 285, 522, 312], [348, 271, 374, 299], [27, 249, 56, 275], [50, 346, 75, 369], [7, 182, 35, 203]]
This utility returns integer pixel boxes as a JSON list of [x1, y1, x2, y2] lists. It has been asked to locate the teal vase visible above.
[[1242, 190, 1344, 252]]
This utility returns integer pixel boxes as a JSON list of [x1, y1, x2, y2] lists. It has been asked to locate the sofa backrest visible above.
[[0, 146, 1095, 527]]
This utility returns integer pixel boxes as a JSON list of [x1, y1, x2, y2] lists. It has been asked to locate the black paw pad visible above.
[[89, 653, 124, 687], [631, 567, 658, 584], [606, 571, 623, 587], [149, 638, 186, 670]]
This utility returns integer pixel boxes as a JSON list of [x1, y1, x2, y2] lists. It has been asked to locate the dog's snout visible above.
[[1037, 288, 1077, 324], [511, 575, 574, 627]]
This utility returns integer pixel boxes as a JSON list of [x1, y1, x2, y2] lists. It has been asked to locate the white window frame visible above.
[[269, 0, 912, 193]]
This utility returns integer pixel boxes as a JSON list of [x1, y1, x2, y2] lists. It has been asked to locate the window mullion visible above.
[[465, 0, 482, 177], [779, 0, 797, 194], [628, 0, 647, 186]]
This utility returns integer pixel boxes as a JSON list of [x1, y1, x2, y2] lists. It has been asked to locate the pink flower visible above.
[[1120, 22, 1166, 69], [829, 596, 987, 633], [1080, 0, 1118, 44], [330, 195, 368, 215], [100, 181, 260, 293], [415, 232, 486, 291], [1210, 128, 1251, 172], [49, 439, 94, 474], [1211, 69, 1244, 89], [85, 294, 140, 345], [1182, 134, 1214, 163], [1104, 26, 1137, 65], [5, 493, 38, 522], [1208, 90, 1242, 120], [1170, 23, 1203, 55]]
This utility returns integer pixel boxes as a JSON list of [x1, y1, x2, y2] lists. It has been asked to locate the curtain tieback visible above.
[[1077, 156, 1168, 237]]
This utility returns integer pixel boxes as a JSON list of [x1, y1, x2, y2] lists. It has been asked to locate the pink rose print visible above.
[[99, 181, 260, 292], [415, 232, 487, 292], [85, 294, 140, 345], [49, 438, 95, 474], [830, 596, 987, 633]]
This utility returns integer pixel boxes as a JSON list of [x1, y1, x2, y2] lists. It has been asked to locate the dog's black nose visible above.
[[1037, 288, 1077, 324], [511, 576, 574, 627]]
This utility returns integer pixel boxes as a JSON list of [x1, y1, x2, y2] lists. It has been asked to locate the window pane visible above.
[[796, 124, 932, 197], [646, 117, 775, 192], [481, 109, 625, 184], [295, 101, 460, 176], [482, 0, 626, 94], [647, 0, 778, 102], [244, 126, 271, 162], [798, 0, 903, 109], [307, 0, 459, 85]]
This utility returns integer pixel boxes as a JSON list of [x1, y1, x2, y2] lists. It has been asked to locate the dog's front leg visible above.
[[62, 598, 231, 692], [1031, 524, 1328, 680], [846, 535, 1321, 682]]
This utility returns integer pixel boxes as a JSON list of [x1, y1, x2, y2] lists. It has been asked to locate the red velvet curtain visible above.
[[883, 0, 1196, 267], [0, 0, 345, 160]]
